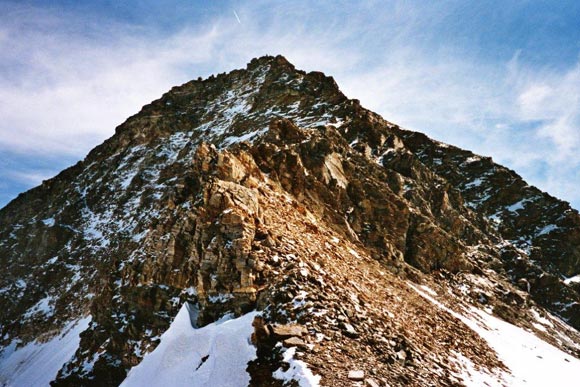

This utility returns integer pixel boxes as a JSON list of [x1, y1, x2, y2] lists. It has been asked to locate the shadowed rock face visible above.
[[1, 55, 580, 386]]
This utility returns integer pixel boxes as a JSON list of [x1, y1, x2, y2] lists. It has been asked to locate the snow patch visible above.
[[564, 275, 580, 285], [121, 303, 258, 387], [420, 285, 437, 296], [463, 156, 481, 164], [208, 293, 234, 304], [530, 309, 554, 329], [536, 224, 558, 237], [451, 350, 504, 386], [273, 346, 321, 386], [505, 197, 537, 213], [0, 317, 91, 387], [221, 127, 268, 147], [464, 178, 484, 189], [488, 213, 502, 225], [181, 287, 198, 297], [23, 296, 55, 319], [41, 217, 55, 227]]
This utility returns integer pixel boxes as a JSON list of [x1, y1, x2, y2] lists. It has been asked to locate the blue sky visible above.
[[1, 0, 580, 209]]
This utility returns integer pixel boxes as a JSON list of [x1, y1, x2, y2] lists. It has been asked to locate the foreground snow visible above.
[[0, 317, 91, 387], [410, 284, 580, 386], [121, 303, 258, 387]]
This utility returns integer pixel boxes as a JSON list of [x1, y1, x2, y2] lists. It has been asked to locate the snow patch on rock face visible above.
[[208, 293, 235, 304], [536, 223, 558, 236], [22, 295, 55, 319], [0, 316, 91, 387], [221, 127, 269, 147], [564, 275, 580, 285], [505, 198, 533, 213], [41, 217, 55, 227], [410, 284, 580, 387], [121, 303, 258, 387]]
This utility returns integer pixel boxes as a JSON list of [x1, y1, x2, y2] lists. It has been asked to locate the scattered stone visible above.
[[396, 350, 407, 361], [348, 370, 365, 381], [365, 378, 380, 387], [283, 337, 308, 349], [340, 322, 359, 338], [271, 324, 307, 339]]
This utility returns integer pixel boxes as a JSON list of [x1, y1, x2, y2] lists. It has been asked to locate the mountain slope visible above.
[[398, 130, 580, 327], [1, 55, 580, 386]]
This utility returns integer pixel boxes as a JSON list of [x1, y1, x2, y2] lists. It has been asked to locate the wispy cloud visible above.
[[514, 61, 580, 158], [6, 170, 55, 185], [0, 1, 579, 209], [0, 6, 224, 157], [0, 2, 363, 156]]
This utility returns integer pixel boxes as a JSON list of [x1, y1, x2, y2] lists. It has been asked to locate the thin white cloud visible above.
[[0, 1, 579, 208], [5, 170, 55, 185], [517, 63, 580, 158], [0, 3, 363, 156], [0, 9, 230, 157], [518, 84, 553, 116]]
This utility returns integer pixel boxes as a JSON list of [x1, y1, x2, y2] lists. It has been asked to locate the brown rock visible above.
[[283, 337, 308, 349], [271, 324, 307, 339], [251, 316, 271, 346]]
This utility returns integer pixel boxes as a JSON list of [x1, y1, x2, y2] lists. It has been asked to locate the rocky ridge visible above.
[[0, 55, 579, 386]]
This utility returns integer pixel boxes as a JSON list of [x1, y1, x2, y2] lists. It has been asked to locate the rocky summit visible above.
[[1, 55, 580, 386]]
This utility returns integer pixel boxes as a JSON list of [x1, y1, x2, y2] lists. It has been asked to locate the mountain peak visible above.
[[246, 54, 295, 71], [102, 55, 350, 157], [2, 56, 580, 386]]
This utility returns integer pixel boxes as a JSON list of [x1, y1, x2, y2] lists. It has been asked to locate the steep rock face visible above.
[[398, 131, 580, 326], [0, 55, 580, 386]]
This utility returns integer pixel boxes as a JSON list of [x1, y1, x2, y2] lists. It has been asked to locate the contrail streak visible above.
[[233, 10, 241, 24]]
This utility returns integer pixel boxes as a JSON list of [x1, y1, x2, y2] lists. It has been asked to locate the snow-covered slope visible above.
[[411, 284, 580, 386], [121, 303, 258, 387], [460, 308, 580, 386], [0, 317, 90, 387]]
